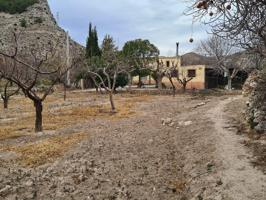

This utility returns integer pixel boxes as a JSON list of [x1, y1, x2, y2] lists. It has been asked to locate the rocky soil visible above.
[[0, 93, 265, 200]]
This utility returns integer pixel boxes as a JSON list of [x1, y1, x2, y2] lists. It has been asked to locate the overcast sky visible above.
[[48, 0, 210, 56]]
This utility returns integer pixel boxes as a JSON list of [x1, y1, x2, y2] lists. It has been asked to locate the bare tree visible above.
[[89, 67, 118, 112], [0, 77, 19, 109], [186, 0, 266, 58], [0, 31, 81, 132], [198, 35, 254, 90], [155, 60, 194, 94], [150, 60, 167, 90], [88, 35, 126, 112], [177, 71, 194, 93], [165, 62, 178, 97], [88, 62, 129, 112], [199, 35, 235, 90]]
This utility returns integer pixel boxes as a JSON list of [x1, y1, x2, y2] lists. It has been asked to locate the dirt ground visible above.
[[0, 91, 265, 200]]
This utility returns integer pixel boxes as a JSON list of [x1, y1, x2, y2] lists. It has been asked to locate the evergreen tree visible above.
[[93, 26, 101, 57], [101, 35, 118, 63], [85, 23, 101, 58], [85, 23, 93, 58]]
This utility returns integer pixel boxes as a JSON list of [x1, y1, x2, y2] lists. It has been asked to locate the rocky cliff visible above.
[[0, 0, 84, 74]]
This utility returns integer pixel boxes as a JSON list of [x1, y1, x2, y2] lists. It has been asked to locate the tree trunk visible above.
[[109, 92, 116, 112], [227, 76, 232, 91], [182, 82, 187, 93], [127, 73, 132, 92], [154, 78, 158, 88], [157, 76, 163, 90], [138, 75, 142, 88], [63, 84, 67, 101], [34, 100, 43, 132], [99, 87, 104, 94], [3, 97, 8, 109], [168, 77, 176, 97]]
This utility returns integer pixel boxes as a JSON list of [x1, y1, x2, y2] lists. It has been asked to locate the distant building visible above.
[[132, 44, 208, 90], [132, 44, 247, 90]]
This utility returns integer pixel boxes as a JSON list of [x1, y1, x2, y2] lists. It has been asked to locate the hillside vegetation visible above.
[[0, 0, 38, 14]]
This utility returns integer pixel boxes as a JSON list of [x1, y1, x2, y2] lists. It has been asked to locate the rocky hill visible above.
[[0, 0, 84, 70]]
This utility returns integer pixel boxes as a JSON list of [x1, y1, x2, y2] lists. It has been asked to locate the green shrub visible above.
[[20, 18, 27, 27], [0, 0, 38, 14], [34, 17, 43, 24], [115, 73, 129, 89]]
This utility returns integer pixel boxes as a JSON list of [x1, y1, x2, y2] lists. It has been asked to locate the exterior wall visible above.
[[159, 56, 181, 67], [132, 76, 154, 85], [132, 57, 206, 90], [178, 65, 206, 90]]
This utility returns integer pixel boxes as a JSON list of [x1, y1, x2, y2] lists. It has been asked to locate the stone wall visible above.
[[243, 70, 266, 132]]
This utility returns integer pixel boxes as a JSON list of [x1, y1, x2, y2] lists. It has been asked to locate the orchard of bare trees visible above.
[[0, 1, 266, 200], [1, 0, 265, 133], [0, 30, 83, 132]]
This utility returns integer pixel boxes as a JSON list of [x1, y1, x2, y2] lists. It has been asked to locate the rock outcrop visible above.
[[243, 70, 266, 132], [0, 0, 84, 78]]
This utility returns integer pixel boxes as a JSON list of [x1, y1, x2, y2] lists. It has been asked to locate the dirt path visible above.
[[0, 94, 265, 200], [208, 97, 266, 200]]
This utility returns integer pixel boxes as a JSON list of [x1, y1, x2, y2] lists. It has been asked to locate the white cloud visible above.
[[48, 0, 209, 55]]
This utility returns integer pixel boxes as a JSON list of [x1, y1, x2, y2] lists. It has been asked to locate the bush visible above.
[[20, 18, 27, 27], [115, 73, 128, 89], [0, 0, 38, 14], [34, 17, 43, 24]]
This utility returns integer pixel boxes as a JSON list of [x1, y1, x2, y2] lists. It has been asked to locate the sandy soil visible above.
[[0, 91, 265, 199]]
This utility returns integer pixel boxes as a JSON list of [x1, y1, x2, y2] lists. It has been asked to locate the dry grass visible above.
[[0, 129, 28, 140], [42, 95, 148, 130], [0, 93, 152, 139], [0, 92, 153, 166], [169, 180, 187, 193], [4, 132, 87, 167], [0, 116, 35, 140]]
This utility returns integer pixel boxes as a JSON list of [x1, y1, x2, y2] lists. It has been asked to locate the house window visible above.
[[187, 69, 196, 78], [166, 61, 170, 67]]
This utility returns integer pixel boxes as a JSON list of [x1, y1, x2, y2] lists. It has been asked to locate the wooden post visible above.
[[80, 79, 85, 90]]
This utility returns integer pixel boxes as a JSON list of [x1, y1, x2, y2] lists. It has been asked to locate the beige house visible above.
[[133, 54, 207, 90]]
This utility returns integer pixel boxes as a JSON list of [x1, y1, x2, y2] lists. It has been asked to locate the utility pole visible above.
[[66, 31, 71, 86]]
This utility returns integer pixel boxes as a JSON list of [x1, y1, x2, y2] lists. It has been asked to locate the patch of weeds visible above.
[[34, 17, 43, 24], [5, 132, 87, 167], [168, 179, 187, 194], [207, 163, 214, 172], [20, 18, 27, 27]]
